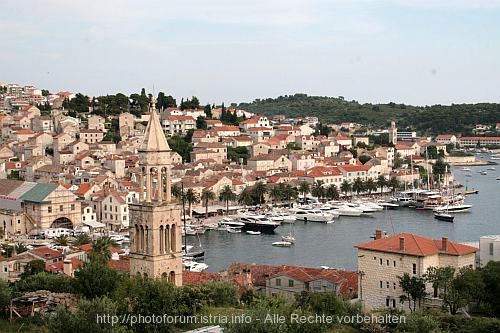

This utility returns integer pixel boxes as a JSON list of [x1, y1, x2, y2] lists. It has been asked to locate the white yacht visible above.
[[460, 167, 471, 171], [293, 209, 334, 223], [183, 260, 208, 272], [239, 215, 280, 233], [434, 203, 472, 213], [218, 217, 245, 228], [272, 241, 292, 247], [335, 205, 363, 217], [269, 211, 297, 223], [353, 201, 384, 212]]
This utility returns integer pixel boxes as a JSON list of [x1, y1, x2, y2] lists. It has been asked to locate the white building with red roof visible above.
[[356, 230, 478, 311]]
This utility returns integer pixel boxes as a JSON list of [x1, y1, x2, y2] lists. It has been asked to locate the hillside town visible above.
[[1, 82, 500, 329]]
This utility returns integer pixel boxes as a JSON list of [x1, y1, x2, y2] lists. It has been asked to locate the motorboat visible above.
[[272, 241, 292, 247], [292, 209, 335, 223], [487, 167, 496, 171], [239, 215, 280, 233], [481, 171, 487, 175], [434, 212, 454, 222], [376, 201, 399, 209], [390, 191, 416, 207], [183, 260, 208, 272], [218, 217, 245, 229], [434, 203, 472, 213], [335, 205, 363, 217], [460, 167, 471, 171], [246, 230, 261, 235], [354, 201, 384, 212], [266, 212, 297, 224], [227, 227, 242, 233]]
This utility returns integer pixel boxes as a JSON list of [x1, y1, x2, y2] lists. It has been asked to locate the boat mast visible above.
[[425, 147, 430, 190]]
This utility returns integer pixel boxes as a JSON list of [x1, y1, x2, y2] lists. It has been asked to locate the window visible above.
[[71, 204, 75, 211], [83, 216, 86, 221], [59, 205, 63, 212], [387, 260, 389, 266], [379, 258, 382, 265], [392, 299, 396, 308], [115, 206, 118, 212], [490, 243, 494, 256], [104, 205, 107, 211], [276, 278, 281, 286], [412, 263, 417, 274], [313, 280, 322, 289], [386, 298, 390, 307], [123, 216, 126, 221], [374, 256, 377, 260], [380, 281, 383, 288], [48, 206, 52, 213], [393, 260, 396, 267], [288, 280, 294, 287], [386, 281, 390, 289], [393, 282, 396, 290], [110, 197, 113, 203]]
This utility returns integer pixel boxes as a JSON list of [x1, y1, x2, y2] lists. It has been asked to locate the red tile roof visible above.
[[183, 271, 222, 286], [356, 233, 478, 257], [78, 243, 124, 254], [29, 247, 63, 260], [45, 257, 83, 274]]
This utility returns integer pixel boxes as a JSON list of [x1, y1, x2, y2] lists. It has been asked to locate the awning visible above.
[[83, 220, 106, 228]]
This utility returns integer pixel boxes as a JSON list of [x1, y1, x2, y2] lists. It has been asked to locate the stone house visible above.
[[356, 231, 478, 311]]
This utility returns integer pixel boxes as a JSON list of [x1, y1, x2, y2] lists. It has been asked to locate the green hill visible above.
[[237, 94, 500, 135]]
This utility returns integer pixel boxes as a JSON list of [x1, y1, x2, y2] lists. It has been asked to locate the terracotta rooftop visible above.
[[356, 233, 479, 257]]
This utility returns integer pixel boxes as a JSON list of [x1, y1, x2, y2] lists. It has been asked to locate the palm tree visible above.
[[298, 181, 310, 197], [201, 189, 216, 218], [73, 233, 92, 246], [364, 178, 377, 195], [14, 242, 28, 254], [219, 185, 236, 215], [282, 184, 298, 207], [252, 182, 267, 205], [171, 184, 181, 199], [311, 180, 325, 199], [54, 235, 69, 246], [270, 184, 284, 206], [326, 184, 340, 200], [340, 180, 352, 199], [184, 189, 200, 217], [377, 175, 387, 194], [388, 177, 400, 193], [238, 187, 254, 208], [1, 244, 13, 258], [352, 177, 365, 196], [90, 236, 117, 263]]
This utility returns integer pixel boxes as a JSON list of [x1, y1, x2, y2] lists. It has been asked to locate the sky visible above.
[[1, 0, 500, 106]]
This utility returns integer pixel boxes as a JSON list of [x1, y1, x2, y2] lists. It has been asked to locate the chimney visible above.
[[375, 229, 382, 240], [399, 237, 405, 252], [63, 259, 72, 277], [442, 237, 448, 252]]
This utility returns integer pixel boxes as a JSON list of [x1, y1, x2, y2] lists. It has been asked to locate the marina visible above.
[[184, 165, 499, 272]]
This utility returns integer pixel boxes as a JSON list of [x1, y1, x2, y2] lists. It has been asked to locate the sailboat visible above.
[[434, 211, 454, 222], [281, 223, 295, 243]]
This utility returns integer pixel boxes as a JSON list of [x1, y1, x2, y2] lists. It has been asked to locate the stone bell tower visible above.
[[129, 97, 183, 285]]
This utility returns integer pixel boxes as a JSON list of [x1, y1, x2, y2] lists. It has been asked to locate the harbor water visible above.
[[186, 165, 499, 272]]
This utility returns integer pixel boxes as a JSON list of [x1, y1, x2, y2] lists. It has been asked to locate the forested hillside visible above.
[[237, 94, 500, 135]]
